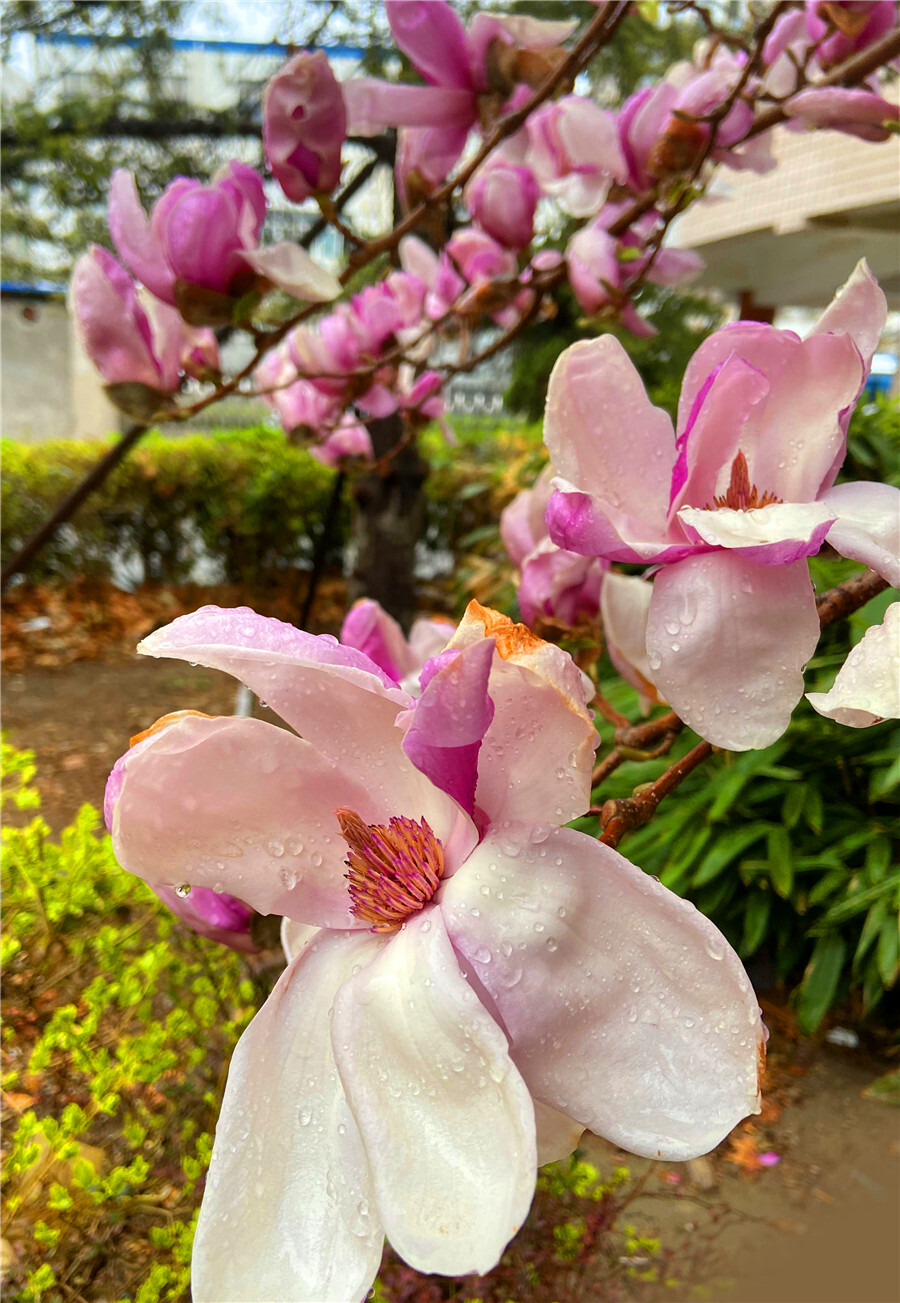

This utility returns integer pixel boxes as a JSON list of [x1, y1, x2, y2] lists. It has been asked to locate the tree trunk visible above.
[[348, 413, 428, 631]]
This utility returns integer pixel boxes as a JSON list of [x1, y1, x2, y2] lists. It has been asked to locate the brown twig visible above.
[[817, 566, 890, 626], [597, 740, 714, 848]]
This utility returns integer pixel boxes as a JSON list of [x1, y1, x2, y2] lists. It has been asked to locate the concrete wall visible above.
[[1, 297, 72, 442], [1, 295, 120, 442]]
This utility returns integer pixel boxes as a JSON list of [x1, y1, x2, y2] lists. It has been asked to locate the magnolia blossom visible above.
[[805, 0, 898, 68], [340, 598, 455, 693], [153, 883, 256, 951], [263, 51, 346, 203], [106, 602, 764, 1302], [566, 204, 703, 335], [109, 165, 339, 320], [618, 51, 775, 191], [546, 261, 899, 750], [463, 153, 538, 249], [309, 418, 374, 468], [784, 86, 900, 141], [764, 6, 899, 138], [70, 247, 219, 405], [344, 0, 574, 197], [526, 96, 627, 217], [807, 603, 900, 726], [501, 465, 608, 626]]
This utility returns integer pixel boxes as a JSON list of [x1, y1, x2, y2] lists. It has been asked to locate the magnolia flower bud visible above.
[[264, 51, 347, 203], [464, 156, 538, 249], [71, 247, 183, 413]]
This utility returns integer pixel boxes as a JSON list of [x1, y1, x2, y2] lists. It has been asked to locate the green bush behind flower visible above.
[[0, 420, 543, 589], [1, 739, 257, 1303]]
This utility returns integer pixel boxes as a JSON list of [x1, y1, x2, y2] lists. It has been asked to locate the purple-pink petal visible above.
[[400, 639, 495, 817]]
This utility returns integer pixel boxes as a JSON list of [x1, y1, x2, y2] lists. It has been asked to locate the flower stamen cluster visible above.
[[711, 450, 783, 511], [338, 807, 444, 932]]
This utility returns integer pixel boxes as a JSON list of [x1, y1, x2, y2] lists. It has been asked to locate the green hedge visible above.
[[1, 422, 540, 589]]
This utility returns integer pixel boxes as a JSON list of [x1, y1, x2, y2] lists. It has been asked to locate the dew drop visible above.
[[175, 883, 191, 898]]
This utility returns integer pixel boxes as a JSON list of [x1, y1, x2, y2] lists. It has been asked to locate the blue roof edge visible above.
[[35, 33, 364, 58]]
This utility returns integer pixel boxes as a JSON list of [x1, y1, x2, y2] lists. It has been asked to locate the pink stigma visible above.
[[336, 808, 444, 932]]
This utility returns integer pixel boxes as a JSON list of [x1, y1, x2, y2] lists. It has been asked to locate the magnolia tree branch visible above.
[[589, 567, 893, 840], [597, 740, 713, 848]]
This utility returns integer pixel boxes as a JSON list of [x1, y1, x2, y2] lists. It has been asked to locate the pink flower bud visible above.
[[806, 0, 896, 67], [70, 246, 181, 392], [464, 155, 538, 249], [264, 51, 347, 203], [110, 163, 266, 305]]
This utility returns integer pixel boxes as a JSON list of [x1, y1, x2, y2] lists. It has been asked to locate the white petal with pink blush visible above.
[[441, 824, 765, 1161], [807, 604, 900, 728]]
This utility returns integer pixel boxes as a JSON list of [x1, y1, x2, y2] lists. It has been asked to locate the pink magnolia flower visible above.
[[545, 261, 899, 750], [309, 417, 374, 468], [70, 247, 218, 400], [784, 86, 900, 141], [806, 602, 900, 726], [152, 884, 256, 951], [344, 0, 575, 197], [109, 165, 339, 319], [106, 601, 764, 1302], [464, 153, 538, 249], [341, 598, 455, 693], [263, 51, 346, 203], [618, 52, 775, 191], [501, 465, 608, 626], [805, 0, 897, 68], [526, 95, 627, 217], [566, 205, 703, 336]]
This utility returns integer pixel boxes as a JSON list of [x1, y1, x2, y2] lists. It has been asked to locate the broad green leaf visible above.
[[854, 898, 889, 970], [767, 826, 793, 898], [797, 934, 846, 1034], [741, 892, 771, 957], [876, 916, 900, 988], [804, 785, 824, 834], [692, 823, 769, 886], [782, 785, 805, 829]]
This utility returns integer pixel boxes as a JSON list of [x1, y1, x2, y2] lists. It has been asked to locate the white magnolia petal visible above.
[[677, 501, 835, 550], [534, 1098, 585, 1167], [192, 930, 386, 1303], [544, 336, 675, 531], [333, 909, 537, 1277], [819, 481, 900, 588], [646, 553, 821, 750], [600, 571, 663, 704], [242, 241, 341, 302], [281, 916, 321, 962], [807, 603, 900, 727], [442, 826, 764, 1162]]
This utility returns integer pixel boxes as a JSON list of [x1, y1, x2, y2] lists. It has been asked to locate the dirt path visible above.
[[3, 659, 899, 1303]]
